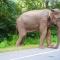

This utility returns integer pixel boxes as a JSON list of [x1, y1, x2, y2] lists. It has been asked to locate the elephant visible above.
[[16, 9, 60, 49]]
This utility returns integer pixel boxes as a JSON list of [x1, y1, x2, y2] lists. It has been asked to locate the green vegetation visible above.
[[0, 34, 57, 48], [0, 0, 60, 49]]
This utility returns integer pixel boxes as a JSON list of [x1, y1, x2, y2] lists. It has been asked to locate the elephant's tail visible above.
[[16, 16, 22, 34]]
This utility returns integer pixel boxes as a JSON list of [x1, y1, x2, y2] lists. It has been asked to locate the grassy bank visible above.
[[0, 35, 57, 48], [0, 45, 39, 52], [0, 34, 57, 52]]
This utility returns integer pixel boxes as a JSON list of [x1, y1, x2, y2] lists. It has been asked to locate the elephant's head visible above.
[[50, 9, 60, 25], [50, 9, 60, 48]]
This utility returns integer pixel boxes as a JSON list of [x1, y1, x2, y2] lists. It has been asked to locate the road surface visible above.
[[0, 47, 60, 60]]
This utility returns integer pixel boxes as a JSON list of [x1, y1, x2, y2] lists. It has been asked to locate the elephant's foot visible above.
[[47, 44, 54, 48], [52, 45, 59, 49], [16, 39, 24, 47], [16, 43, 20, 47], [16, 41, 22, 47], [39, 45, 45, 49], [16, 43, 23, 47]]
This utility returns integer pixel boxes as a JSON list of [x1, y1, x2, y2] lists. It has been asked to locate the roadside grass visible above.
[[0, 45, 39, 53], [0, 35, 57, 52]]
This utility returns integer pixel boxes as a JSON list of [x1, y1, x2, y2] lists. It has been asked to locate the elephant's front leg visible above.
[[54, 27, 60, 49], [53, 23, 60, 49], [46, 28, 54, 48], [39, 21, 47, 48]]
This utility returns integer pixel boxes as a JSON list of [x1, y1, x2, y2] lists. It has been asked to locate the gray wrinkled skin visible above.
[[16, 9, 60, 49]]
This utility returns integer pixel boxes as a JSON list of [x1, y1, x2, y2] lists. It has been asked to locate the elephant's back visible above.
[[20, 9, 50, 20], [22, 9, 50, 16]]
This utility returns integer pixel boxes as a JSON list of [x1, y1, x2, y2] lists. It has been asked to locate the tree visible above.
[[0, 0, 17, 40], [44, 0, 60, 8]]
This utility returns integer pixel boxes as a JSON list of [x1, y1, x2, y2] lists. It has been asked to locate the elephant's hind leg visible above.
[[16, 28, 26, 47]]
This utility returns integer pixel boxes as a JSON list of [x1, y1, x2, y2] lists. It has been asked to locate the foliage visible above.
[[0, 0, 18, 40], [0, 35, 57, 48], [17, 0, 45, 11]]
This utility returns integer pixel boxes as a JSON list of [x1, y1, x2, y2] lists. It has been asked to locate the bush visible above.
[[0, 0, 18, 40]]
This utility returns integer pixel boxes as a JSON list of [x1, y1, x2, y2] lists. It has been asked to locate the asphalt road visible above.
[[0, 47, 60, 60]]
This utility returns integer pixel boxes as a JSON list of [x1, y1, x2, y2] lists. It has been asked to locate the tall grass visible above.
[[0, 34, 57, 48]]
